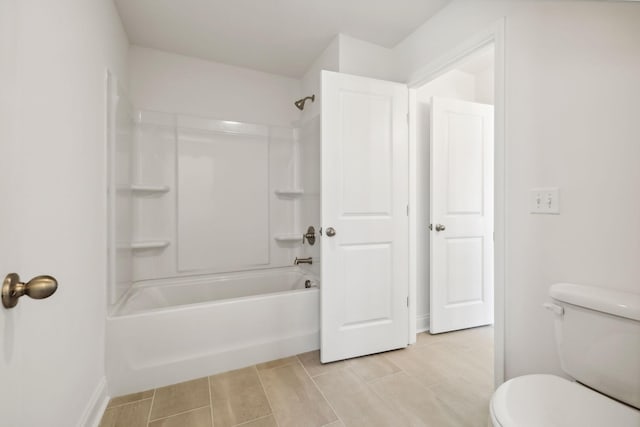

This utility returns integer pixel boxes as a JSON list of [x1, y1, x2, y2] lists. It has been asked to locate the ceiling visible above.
[[114, 0, 450, 78]]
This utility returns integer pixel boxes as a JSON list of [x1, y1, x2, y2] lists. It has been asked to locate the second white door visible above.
[[430, 97, 494, 334]]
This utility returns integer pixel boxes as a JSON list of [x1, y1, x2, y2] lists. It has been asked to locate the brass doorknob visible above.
[[435, 224, 446, 232], [2, 273, 58, 309]]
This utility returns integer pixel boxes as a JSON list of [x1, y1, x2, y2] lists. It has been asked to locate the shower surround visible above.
[[106, 101, 321, 394]]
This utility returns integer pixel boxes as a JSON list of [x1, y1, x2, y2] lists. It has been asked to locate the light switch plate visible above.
[[530, 187, 560, 214]]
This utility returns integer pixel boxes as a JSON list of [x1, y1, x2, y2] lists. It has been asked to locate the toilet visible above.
[[490, 283, 640, 426]]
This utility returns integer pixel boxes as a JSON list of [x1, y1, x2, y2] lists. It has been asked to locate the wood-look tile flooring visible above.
[[100, 326, 493, 427]]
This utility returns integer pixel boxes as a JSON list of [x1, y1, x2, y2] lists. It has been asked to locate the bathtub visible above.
[[106, 267, 319, 396]]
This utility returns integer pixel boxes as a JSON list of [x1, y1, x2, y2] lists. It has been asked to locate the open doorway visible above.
[[419, 44, 495, 335], [408, 33, 502, 384]]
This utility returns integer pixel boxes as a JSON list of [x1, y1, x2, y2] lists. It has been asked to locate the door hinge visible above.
[[407, 296, 409, 307], [406, 204, 409, 216]]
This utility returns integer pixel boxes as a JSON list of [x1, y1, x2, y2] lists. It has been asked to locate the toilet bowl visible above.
[[489, 374, 640, 426], [489, 283, 640, 426]]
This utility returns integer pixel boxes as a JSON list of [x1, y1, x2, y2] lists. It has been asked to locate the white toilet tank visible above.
[[548, 283, 640, 409]]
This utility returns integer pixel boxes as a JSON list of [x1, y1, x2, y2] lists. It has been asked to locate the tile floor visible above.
[[100, 326, 493, 427]]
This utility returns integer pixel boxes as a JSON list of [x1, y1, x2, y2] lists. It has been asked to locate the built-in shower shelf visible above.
[[274, 189, 304, 198], [131, 184, 170, 194], [131, 240, 170, 250], [274, 234, 302, 243]]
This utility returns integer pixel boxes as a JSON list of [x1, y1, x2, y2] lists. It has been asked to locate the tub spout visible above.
[[294, 257, 312, 265]]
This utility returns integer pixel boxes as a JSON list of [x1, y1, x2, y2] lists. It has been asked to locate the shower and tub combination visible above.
[[106, 73, 321, 395]]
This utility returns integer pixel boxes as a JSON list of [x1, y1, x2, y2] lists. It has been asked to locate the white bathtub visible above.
[[106, 267, 319, 396]]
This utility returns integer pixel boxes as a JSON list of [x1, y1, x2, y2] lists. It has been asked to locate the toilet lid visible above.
[[491, 374, 640, 427]]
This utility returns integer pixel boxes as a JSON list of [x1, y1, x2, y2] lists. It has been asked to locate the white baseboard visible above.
[[77, 377, 109, 427], [416, 314, 430, 333]]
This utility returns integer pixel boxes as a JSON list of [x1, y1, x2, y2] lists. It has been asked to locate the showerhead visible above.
[[294, 94, 315, 111]]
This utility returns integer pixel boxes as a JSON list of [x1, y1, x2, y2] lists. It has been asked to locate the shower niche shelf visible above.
[[274, 189, 304, 199], [131, 240, 170, 250], [131, 184, 170, 194], [274, 234, 302, 243]]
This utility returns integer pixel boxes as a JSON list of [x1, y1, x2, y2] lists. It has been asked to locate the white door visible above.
[[430, 97, 494, 334], [1, 1, 105, 425], [321, 71, 409, 363], [1, 2, 25, 423]]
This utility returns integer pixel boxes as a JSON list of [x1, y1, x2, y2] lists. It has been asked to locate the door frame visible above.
[[407, 19, 506, 386]]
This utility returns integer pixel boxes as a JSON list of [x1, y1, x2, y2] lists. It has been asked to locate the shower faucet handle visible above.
[[303, 226, 316, 246]]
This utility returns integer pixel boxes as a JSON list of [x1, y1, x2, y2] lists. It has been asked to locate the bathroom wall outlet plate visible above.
[[530, 187, 560, 214]]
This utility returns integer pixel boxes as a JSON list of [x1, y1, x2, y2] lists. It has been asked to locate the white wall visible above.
[[129, 46, 301, 126], [300, 36, 339, 121], [338, 34, 400, 82], [416, 69, 476, 103], [396, 0, 640, 379], [298, 33, 399, 121], [0, 0, 129, 426]]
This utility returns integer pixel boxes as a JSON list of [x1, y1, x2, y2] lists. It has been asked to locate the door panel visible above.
[[340, 91, 392, 215], [321, 71, 408, 363], [430, 97, 494, 334], [342, 243, 393, 325], [447, 113, 484, 213], [446, 237, 484, 304]]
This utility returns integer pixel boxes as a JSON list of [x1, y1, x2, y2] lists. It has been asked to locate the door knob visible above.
[[435, 224, 446, 232], [2, 273, 58, 309], [325, 227, 336, 237]]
